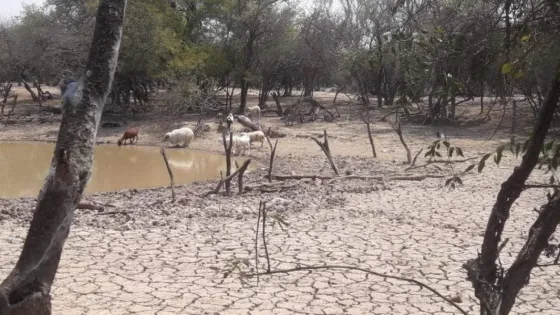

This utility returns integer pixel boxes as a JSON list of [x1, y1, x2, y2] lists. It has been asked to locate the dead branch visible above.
[[268, 174, 444, 181], [238, 159, 249, 194], [193, 116, 207, 137], [160, 148, 176, 203], [22, 80, 40, 106], [270, 92, 283, 116], [361, 112, 377, 158], [243, 265, 468, 315], [333, 85, 346, 104], [203, 180, 225, 197], [266, 134, 279, 182], [76, 202, 104, 211], [95, 211, 131, 216], [236, 115, 260, 131], [260, 201, 271, 273], [522, 184, 560, 190], [222, 131, 234, 195], [411, 148, 423, 166], [5, 95, 17, 123], [392, 120, 412, 164], [244, 180, 302, 193], [380, 110, 398, 122], [311, 130, 340, 175], [202, 159, 252, 197], [255, 200, 262, 286]]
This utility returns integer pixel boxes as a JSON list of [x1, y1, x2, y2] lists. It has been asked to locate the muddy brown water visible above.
[[0, 141, 249, 198]]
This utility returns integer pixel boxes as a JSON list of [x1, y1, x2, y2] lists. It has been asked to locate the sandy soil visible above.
[[1, 88, 559, 314]]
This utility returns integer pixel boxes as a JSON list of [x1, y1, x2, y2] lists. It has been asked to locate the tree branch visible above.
[[244, 265, 468, 315]]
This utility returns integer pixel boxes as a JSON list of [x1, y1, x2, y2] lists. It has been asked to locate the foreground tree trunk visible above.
[[464, 59, 560, 315], [0, 1, 127, 314]]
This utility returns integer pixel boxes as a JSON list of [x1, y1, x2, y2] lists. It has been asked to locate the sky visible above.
[[1, 0, 45, 19]]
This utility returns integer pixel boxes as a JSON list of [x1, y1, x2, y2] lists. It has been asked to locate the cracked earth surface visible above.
[[1, 97, 560, 314], [2, 157, 560, 314]]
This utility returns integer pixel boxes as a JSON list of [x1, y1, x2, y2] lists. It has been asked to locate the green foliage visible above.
[[501, 63, 513, 74], [424, 139, 464, 161]]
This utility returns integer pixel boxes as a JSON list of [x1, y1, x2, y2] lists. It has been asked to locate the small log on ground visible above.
[[77, 202, 104, 211], [244, 180, 302, 193], [264, 127, 286, 138], [236, 115, 260, 131]]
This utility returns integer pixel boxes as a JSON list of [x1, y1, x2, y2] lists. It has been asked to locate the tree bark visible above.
[[465, 59, 560, 315], [0, 1, 127, 314], [239, 79, 249, 114], [498, 193, 560, 314], [236, 115, 260, 131]]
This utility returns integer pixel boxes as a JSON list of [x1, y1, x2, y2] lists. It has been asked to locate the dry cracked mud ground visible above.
[[1, 91, 560, 314]]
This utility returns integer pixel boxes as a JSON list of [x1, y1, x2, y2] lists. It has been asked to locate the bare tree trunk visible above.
[[239, 80, 249, 114], [311, 130, 339, 175], [510, 99, 517, 145], [270, 92, 283, 116], [2, 83, 12, 104], [464, 59, 560, 315], [23, 81, 41, 106], [394, 122, 412, 164], [258, 78, 271, 108], [333, 85, 345, 104], [480, 81, 484, 114], [361, 113, 377, 158], [160, 148, 175, 203], [0, 1, 127, 314]]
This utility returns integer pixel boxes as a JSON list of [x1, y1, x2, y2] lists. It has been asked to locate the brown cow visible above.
[[117, 128, 139, 146]]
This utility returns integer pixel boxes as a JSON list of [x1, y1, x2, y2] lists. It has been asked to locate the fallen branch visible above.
[[244, 180, 302, 193], [268, 174, 444, 181], [523, 184, 560, 190], [243, 265, 468, 315], [236, 115, 260, 131], [202, 159, 252, 197], [77, 202, 104, 211], [160, 148, 176, 203], [311, 130, 339, 175], [95, 211, 130, 216]]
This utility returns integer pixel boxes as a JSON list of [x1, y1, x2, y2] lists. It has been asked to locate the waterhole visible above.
[[0, 141, 249, 198]]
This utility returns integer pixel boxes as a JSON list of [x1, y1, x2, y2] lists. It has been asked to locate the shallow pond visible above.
[[0, 141, 248, 198]]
